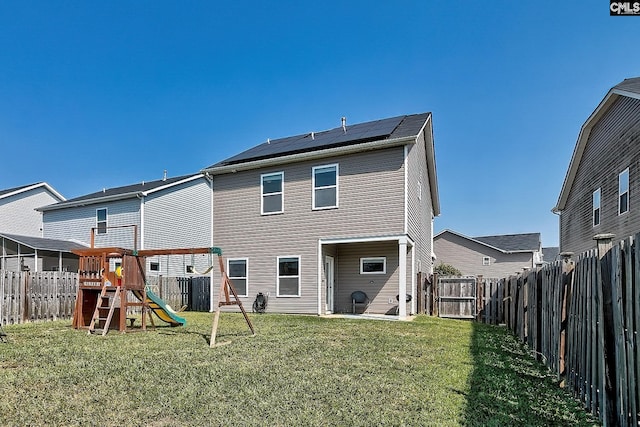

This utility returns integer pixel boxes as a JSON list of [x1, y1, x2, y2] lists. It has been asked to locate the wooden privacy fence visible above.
[[1, 271, 211, 326], [1, 270, 78, 325], [474, 233, 640, 427]]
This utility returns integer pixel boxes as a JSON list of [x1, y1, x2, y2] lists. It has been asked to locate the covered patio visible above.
[[317, 235, 416, 320]]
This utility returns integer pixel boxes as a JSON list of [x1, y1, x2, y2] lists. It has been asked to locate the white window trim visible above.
[[312, 164, 339, 210], [149, 261, 160, 272], [261, 171, 284, 215], [227, 258, 249, 298], [277, 255, 301, 297], [96, 208, 108, 235], [482, 256, 490, 266], [360, 257, 387, 274], [619, 168, 629, 216], [593, 188, 601, 227]]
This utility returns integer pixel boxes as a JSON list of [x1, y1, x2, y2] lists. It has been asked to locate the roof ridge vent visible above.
[[310, 131, 315, 140], [267, 138, 271, 144], [341, 117, 347, 133]]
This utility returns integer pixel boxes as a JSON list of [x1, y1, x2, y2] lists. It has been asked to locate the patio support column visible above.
[[398, 237, 407, 320], [34, 249, 38, 272], [411, 245, 416, 315], [59, 251, 63, 273]]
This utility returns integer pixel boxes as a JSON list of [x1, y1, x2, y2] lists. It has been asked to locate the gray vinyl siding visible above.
[[0, 188, 61, 237], [560, 96, 640, 255], [334, 241, 406, 315], [43, 198, 141, 248], [434, 232, 534, 278], [406, 129, 434, 275], [143, 178, 212, 277], [212, 147, 406, 314]]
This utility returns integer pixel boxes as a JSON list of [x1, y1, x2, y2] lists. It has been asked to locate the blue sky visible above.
[[0, 1, 638, 247]]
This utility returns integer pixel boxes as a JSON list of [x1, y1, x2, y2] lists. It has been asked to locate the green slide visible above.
[[132, 287, 187, 326]]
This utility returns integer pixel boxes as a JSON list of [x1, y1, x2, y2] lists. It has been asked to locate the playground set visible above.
[[71, 225, 254, 347]]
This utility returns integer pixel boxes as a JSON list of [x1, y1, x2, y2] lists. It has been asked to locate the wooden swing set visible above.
[[72, 225, 254, 347]]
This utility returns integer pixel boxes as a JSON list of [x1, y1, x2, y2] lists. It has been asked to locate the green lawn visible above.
[[0, 313, 598, 426]]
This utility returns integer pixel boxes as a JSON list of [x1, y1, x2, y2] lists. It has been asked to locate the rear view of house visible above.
[[554, 77, 640, 254], [203, 113, 439, 319]]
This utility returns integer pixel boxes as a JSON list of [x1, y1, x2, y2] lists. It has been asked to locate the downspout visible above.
[[137, 193, 145, 250], [403, 145, 408, 235]]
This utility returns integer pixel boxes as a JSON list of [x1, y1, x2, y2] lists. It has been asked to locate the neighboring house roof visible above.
[[38, 174, 204, 211], [0, 182, 65, 202], [554, 77, 640, 212], [0, 233, 88, 252], [434, 229, 541, 253], [542, 246, 560, 263], [203, 113, 440, 215]]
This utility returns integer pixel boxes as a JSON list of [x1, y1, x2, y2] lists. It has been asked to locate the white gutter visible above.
[[1, 182, 66, 202], [204, 135, 417, 175]]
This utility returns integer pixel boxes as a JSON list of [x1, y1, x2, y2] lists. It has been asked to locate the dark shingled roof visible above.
[[0, 182, 43, 198], [542, 246, 560, 262], [474, 233, 541, 252], [0, 233, 88, 252], [57, 174, 197, 205], [206, 113, 430, 168]]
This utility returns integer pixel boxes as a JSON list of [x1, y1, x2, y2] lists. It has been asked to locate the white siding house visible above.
[[0, 182, 65, 237], [39, 174, 212, 277]]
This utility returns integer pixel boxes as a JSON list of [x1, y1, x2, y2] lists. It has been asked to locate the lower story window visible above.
[[228, 258, 248, 297], [277, 256, 300, 297], [360, 257, 386, 274]]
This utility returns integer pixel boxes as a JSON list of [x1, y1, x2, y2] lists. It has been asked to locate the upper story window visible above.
[[593, 188, 601, 227], [261, 172, 284, 215], [482, 256, 490, 266], [96, 208, 107, 234], [313, 164, 338, 210], [619, 168, 629, 215], [228, 258, 248, 297]]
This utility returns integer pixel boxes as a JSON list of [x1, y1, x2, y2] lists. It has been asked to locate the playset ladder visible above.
[[210, 255, 255, 347], [88, 285, 121, 336]]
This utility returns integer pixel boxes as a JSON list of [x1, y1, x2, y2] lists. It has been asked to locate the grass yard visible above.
[[0, 313, 598, 426]]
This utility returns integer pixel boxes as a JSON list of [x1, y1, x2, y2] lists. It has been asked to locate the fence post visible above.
[[594, 233, 616, 427], [559, 252, 574, 387], [432, 273, 439, 317]]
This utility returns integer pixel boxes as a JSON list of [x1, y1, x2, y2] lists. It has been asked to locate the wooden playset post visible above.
[[210, 252, 255, 347]]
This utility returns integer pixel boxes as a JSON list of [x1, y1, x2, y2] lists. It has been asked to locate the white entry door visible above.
[[325, 256, 335, 313]]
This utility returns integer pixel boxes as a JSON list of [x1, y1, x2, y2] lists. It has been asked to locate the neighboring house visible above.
[[0, 182, 65, 237], [203, 113, 439, 319], [542, 246, 560, 264], [0, 233, 87, 272], [38, 174, 212, 276], [554, 77, 640, 255], [433, 230, 542, 277]]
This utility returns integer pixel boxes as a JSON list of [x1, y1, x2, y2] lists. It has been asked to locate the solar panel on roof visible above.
[[213, 115, 407, 166]]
